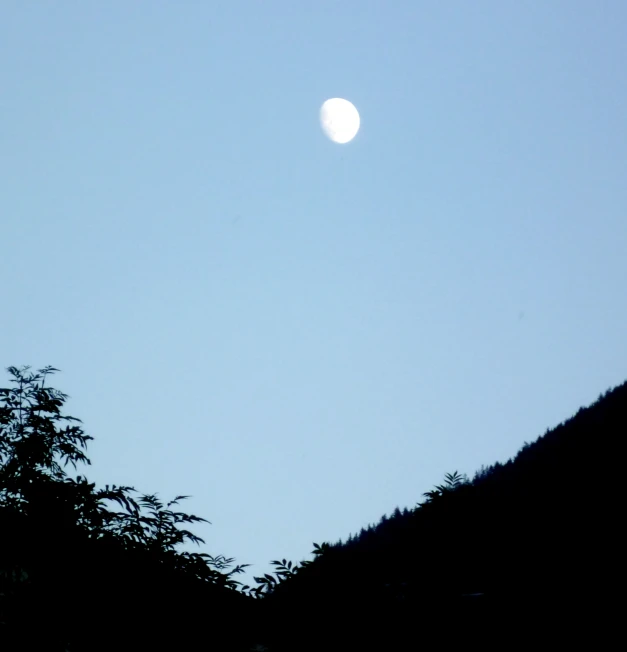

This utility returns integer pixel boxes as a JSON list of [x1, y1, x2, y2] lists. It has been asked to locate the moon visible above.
[[320, 98, 360, 144]]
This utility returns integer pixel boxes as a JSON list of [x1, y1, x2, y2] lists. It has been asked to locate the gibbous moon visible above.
[[320, 98, 360, 144]]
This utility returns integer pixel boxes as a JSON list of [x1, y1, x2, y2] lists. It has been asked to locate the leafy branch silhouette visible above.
[[239, 542, 331, 598], [0, 366, 245, 597], [419, 470, 468, 505]]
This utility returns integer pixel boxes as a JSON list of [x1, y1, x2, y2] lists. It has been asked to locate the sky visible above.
[[2, 1, 626, 583]]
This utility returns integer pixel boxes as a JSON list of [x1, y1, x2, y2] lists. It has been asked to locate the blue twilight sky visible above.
[[1, 1, 626, 582]]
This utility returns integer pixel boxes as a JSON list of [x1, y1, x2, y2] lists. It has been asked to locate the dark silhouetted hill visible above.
[[257, 381, 625, 650]]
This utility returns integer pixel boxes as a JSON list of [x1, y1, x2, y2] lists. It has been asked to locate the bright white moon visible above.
[[320, 98, 360, 144]]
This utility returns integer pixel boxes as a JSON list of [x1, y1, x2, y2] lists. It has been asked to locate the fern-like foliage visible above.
[[419, 470, 468, 505], [238, 542, 330, 598], [0, 366, 242, 589]]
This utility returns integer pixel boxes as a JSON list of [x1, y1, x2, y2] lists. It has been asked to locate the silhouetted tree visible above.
[[0, 366, 254, 651]]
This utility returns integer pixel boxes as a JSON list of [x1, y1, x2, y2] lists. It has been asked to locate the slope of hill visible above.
[[257, 381, 625, 650]]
